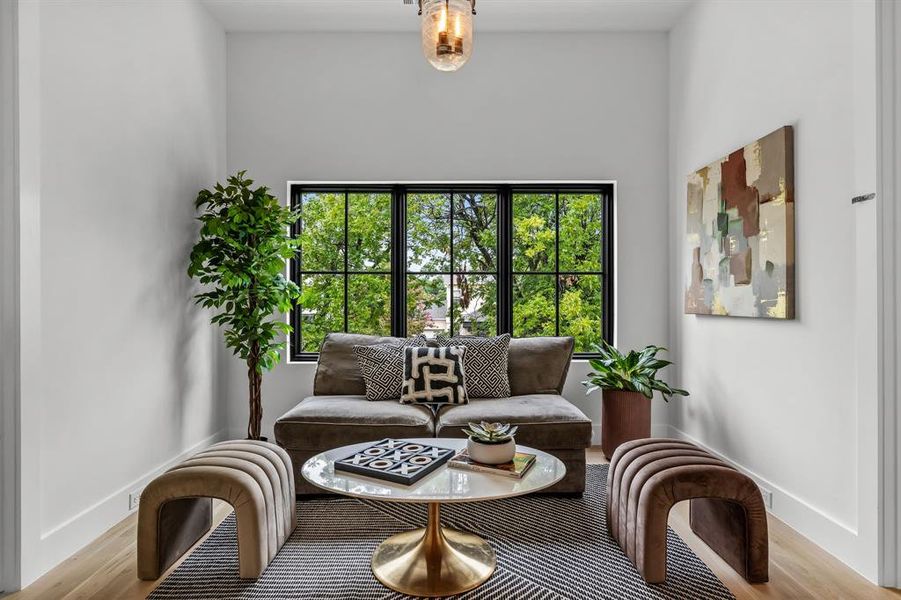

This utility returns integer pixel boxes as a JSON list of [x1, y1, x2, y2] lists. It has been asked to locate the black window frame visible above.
[[289, 182, 614, 362]]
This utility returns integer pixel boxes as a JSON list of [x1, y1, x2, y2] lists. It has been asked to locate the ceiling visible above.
[[200, 0, 694, 33]]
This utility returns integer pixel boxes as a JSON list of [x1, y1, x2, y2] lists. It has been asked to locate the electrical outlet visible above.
[[129, 489, 142, 511], [759, 486, 774, 510]]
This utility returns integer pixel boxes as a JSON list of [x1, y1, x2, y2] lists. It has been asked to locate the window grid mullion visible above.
[[290, 187, 302, 357], [498, 187, 512, 336], [299, 270, 392, 276], [409, 271, 497, 276], [449, 192, 455, 336], [343, 191, 349, 333], [554, 191, 560, 337], [391, 186, 408, 338], [512, 271, 604, 275], [603, 189, 614, 345]]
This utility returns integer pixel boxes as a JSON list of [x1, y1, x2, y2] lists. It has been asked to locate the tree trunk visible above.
[[247, 344, 263, 440], [247, 264, 263, 441]]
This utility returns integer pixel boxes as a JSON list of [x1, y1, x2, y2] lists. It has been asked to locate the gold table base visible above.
[[371, 502, 496, 597]]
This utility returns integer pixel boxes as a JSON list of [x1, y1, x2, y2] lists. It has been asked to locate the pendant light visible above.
[[416, 0, 476, 72]]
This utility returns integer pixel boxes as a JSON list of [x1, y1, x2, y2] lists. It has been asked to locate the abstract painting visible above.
[[684, 126, 795, 319]]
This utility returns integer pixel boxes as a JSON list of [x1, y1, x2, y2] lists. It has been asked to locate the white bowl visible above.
[[467, 437, 516, 465]]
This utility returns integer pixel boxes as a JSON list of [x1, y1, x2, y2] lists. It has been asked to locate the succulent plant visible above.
[[463, 422, 518, 444]]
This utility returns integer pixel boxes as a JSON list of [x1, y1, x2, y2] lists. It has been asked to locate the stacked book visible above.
[[448, 449, 537, 479]]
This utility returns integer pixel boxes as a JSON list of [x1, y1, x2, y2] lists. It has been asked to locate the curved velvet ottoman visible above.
[[607, 438, 768, 584], [137, 440, 296, 580]]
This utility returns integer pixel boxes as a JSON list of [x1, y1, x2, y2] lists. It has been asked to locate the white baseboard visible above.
[[660, 424, 875, 582], [32, 428, 230, 583]]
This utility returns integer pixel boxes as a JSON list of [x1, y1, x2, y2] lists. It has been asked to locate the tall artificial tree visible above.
[[188, 171, 300, 440]]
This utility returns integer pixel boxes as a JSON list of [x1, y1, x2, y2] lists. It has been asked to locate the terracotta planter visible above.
[[601, 389, 651, 459]]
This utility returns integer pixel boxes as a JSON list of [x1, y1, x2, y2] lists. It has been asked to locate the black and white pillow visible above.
[[353, 335, 426, 401], [401, 346, 468, 406], [435, 333, 511, 398]]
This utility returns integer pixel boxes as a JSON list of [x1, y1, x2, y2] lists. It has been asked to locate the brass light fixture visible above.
[[410, 0, 476, 72]]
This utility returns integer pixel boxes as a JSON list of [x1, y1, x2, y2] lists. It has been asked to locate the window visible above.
[[293, 190, 393, 352], [290, 184, 613, 360], [407, 190, 498, 338]]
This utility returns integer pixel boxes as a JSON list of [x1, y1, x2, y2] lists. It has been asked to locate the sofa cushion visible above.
[[353, 337, 426, 401], [314, 333, 423, 396], [508, 336, 575, 396], [401, 346, 468, 406], [435, 394, 592, 449], [436, 333, 511, 398], [274, 396, 435, 451]]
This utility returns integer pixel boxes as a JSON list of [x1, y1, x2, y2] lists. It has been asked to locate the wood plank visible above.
[[6, 450, 896, 599], [6, 501, 231, 600], [587, 447, 901, 599]]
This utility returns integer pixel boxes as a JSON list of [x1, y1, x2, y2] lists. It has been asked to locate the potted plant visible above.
[[462, 422, 518, 465], [188, 171, 300, 440], [582, 341, 689, 459]]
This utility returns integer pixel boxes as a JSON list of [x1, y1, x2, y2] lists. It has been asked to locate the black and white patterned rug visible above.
[[148, 465, 735, 599]]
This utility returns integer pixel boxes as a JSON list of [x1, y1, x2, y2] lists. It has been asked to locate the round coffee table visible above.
[[301, 437, 566, 598]]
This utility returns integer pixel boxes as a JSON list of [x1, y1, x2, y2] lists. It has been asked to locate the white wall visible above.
[[224, 32, 670, 440], [668, 0, 879, 580], [15, 0, 227, 586]]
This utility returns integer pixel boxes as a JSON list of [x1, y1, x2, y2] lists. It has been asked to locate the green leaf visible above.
[[580, 343, 689, 398], [188, 170, 299, 426]]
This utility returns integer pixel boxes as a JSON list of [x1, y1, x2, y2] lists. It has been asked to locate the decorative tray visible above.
[[334, 439, 455, 485]]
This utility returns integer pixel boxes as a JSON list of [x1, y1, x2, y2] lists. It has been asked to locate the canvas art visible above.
[[684, 126, 795, 319]]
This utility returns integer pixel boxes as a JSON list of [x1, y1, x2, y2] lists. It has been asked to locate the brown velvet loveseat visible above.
[[274, 333, 593, 496]]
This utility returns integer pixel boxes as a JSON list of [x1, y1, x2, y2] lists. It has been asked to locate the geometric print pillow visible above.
[[400, 346, 468, 406], [353, 335, 426, 401], [435, 333, 511, 399]]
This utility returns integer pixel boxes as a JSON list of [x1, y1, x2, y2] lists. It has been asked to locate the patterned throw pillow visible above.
[[401, 346, 468, 406], [435, 333, 511, 398], [353, 335, 426, 401]]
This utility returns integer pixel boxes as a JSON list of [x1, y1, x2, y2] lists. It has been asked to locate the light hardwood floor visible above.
[[6, 448, 899, 600]]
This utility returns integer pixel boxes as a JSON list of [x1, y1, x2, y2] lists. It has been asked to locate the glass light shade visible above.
[[421, 0, 473, 72]]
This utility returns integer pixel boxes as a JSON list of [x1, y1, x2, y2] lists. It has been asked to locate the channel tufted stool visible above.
[[607, 438, 768, 584], [137, 439, 296, 580]]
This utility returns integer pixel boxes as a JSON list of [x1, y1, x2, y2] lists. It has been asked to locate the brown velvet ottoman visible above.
[[137, 440, 296, 580], [607, 438, 769, 584]]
